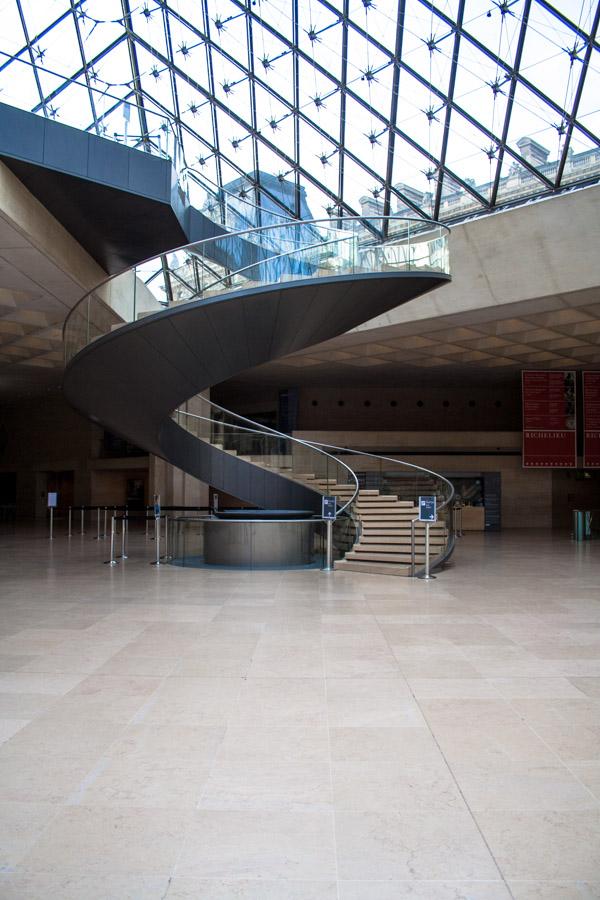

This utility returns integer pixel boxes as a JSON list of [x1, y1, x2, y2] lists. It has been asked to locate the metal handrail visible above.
[[173, 410, 359, 517], [63, 215, 449, 344], [176, 397, 454, 511], [175, 398, 455, 575], [194, 232, 355, 300]]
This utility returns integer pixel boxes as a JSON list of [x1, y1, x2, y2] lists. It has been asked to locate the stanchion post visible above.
[[121, 515, 128, 560], [80, 505, 85, 535], [163, 514, 169, 560], [417, 521, 436, 581], [104, 515, 118, 566], [323, 519, 333, 572], [103, 507, 107, 539], [49, 506, 54, 541], [145, 507, 149, 540], [151, 514, 162, 566], [67, 506, 72, 538], [95, 507, 101, 540]]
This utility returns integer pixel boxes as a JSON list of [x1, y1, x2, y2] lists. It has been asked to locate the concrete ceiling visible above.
[[1, 163, 599, 401], [0, 161, 105, 398]]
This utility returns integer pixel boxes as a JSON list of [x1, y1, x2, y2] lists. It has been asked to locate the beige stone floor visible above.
[[0, 524, 599, 899]]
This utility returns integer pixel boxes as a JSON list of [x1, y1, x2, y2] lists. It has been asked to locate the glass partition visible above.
[[64, 216, 450, 364]]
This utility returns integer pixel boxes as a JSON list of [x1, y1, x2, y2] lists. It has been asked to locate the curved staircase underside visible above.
[[64, 271, 449, 517]]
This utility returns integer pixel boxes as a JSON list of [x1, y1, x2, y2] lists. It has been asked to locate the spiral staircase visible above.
[[63, 214, 455, 576]]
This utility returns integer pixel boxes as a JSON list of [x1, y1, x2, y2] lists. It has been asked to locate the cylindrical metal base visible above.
[[204, 519, 315, 567]]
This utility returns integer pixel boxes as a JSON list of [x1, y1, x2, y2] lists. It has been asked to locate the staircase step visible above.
[[359, 537, 446, 548], [346, 550, 427, 563], [334, 559, 412, 577], [361, 529, 447, 538]]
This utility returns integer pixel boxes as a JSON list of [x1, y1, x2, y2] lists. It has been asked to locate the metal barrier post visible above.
[[121, 515, 128, 560], [163, 514, 169, 560], [80, 505, 85, 535], [323, 519, 333, 572], [104, 515, 118, 566], [151, 515, 162, 566], [94, 507, 101, 540], [103, 506, 107, 539], [418, 522, 436, 581], [145, 507, 149, 539], [67, 506, 72, 538], [410, 518, 417, 576], [49, 506, 54, 541]]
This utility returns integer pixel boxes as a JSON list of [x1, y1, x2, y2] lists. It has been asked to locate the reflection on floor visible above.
[[0, 525, 599, 899]]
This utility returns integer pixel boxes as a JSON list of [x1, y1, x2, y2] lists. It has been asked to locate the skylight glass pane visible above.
[[0, 0, 596, 224]]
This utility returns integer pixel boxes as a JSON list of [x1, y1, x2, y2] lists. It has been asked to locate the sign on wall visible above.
[[522, 370, 577, 468], [583, 372, 600, 468]]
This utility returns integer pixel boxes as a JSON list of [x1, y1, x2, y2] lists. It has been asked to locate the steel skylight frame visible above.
[[0, 0, 598, 224]]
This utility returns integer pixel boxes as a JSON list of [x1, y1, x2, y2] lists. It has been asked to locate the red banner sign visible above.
[[583, 372, 600, 468], [522, 370, 577, 468]]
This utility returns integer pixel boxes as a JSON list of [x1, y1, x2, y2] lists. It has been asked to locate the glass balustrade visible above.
[[64, 214, 452, 574], [64, 216, 450, 364]]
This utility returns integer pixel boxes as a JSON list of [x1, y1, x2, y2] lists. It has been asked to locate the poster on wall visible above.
[[522, 370, 577, 468], [583, 372, 600, 468]]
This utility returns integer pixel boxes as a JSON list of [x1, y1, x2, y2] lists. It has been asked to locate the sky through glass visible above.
[[0, 0, 598, 223]]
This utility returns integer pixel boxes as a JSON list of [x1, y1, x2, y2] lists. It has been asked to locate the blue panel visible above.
[[127, 150, 170, 201], [88, 135, 130, 189], [43, 118, 89, 177], [0, 102, 45, 163]]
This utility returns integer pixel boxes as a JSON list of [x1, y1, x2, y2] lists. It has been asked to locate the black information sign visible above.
[[322, 496, 337, 520], [418, 495, 437, 522]]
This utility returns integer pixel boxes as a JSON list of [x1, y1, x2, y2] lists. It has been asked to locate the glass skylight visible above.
[[0, 0, 598, 223]]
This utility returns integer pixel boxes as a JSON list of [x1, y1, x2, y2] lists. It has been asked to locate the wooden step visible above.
[[357, 508, 414, 515], [334, 559, 412, 576], [359, 537, 446, 547], [346, 550, 426, 563], [362, 523, 446, 540]]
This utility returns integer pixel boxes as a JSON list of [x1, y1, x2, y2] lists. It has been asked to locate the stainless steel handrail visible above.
[[63, 215, 449, 345], [193, 232, 355, 300], [176, 398, 454, 512], [173, 410, 359, 517], [175, 397, 455, 575]]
